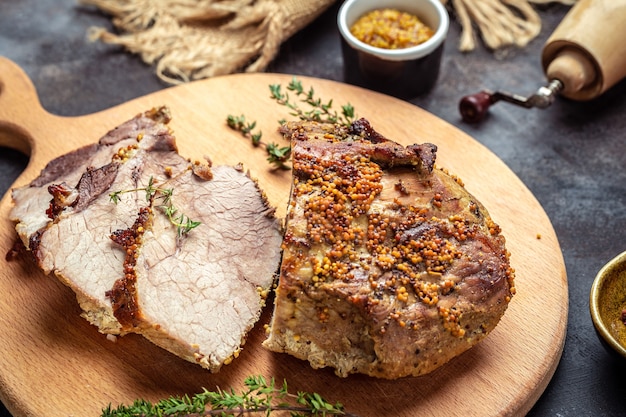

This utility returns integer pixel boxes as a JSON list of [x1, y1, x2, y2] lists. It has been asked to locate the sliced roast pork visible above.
[[107, 164, 282, 369], [263, 119, 516, 379], [9, 107, 283, 371], [10, 108, 170, 250]]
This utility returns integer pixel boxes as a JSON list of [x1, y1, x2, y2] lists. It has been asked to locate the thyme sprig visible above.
[[109, 177, 201, 236], [269, 77, 356, 126], [101, 375, 357, 417], [226, 114, 263, 146], [226, 114, 291, 170], [226, 77, 357, 170]]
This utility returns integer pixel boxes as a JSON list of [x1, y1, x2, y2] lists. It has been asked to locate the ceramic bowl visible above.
[[589, 250, 626, 360], [337, 0, 449, 99]]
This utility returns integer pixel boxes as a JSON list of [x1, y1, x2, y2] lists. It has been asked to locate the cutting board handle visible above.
[[0, 57, 45, 156], [0, 57, 87, 188]]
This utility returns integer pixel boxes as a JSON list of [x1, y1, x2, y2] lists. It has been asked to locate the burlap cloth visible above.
[[81, 0, 577, 85], [444, 0, 577, 52]]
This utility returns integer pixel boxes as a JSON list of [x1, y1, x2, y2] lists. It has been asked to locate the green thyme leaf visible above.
[[101, 375, 356, 417], [228, 77, 358, 170], [272, 76, 357, 126], [109, 191, 122, 205], [109, 177, 201, 237]]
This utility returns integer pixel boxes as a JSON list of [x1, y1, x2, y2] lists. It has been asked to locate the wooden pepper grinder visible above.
[[460, 0, 626, 123]]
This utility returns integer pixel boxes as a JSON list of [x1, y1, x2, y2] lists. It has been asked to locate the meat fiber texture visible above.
[[9, 107, 283, 371], [263, 119, 516, 379]]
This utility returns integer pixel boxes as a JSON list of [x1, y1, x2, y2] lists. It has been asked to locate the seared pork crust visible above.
[[263, 119, 516, 379]]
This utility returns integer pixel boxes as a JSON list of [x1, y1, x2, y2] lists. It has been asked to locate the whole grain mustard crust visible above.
[[264, 119, 516, 379]]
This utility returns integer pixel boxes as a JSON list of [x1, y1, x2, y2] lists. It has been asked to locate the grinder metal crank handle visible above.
[[459, 0, 626, 123], [459, 80, 564, 124]]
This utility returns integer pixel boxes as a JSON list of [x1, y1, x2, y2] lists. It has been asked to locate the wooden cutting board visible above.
[[0, 57, 568, 417]]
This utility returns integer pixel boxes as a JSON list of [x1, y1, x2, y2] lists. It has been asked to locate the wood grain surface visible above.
[[0, 57, 568, 417]]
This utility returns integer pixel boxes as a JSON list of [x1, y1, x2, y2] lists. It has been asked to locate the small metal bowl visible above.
[[337, 0, 449, 99], [590, 251, 626, 360]]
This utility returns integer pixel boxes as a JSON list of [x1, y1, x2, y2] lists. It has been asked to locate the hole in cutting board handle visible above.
[[0, 121, 32, 197], [0, 58, 37, 170], [0, 145, 29, 197]]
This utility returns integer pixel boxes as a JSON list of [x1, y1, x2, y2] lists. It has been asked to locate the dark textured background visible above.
[[1, 1, 626, 416]]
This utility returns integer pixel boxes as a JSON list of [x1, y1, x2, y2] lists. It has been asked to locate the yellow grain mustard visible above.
[[350, 8, 434, 50]]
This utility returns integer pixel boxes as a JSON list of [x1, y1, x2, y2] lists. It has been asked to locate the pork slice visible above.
[[110, 165, 282, 370], [263, 119, 516, 379], [31, 111, 189, 334], [10, 107, 173, 249]]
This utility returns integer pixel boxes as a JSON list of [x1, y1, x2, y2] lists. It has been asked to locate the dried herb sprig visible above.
[[226, 114, 263, 146], [269, 77, 356, 127], [226, 114, 291, 170], [227, 77, 357, 170], [109, 177, 201, 236], [101, 375, 357, 417]]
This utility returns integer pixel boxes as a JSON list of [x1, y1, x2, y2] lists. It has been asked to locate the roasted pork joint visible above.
[[263, 119, 516, 379]]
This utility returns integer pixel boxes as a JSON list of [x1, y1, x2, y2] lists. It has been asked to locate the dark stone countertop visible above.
[[1, 1, 625, 416]]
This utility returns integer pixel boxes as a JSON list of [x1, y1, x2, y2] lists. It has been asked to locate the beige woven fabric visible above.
[[81, 0, 336, 84], [83, 0, 577, 84], [441, 0, 577, 51]]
